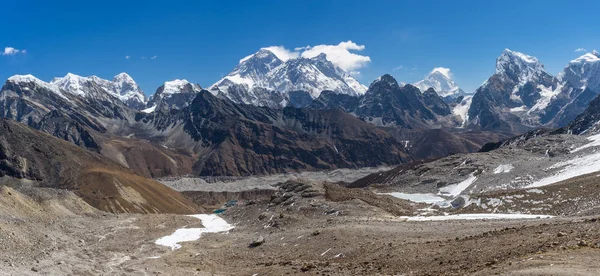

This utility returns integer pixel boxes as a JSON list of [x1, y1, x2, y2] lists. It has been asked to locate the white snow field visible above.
[[439, 173, 477, 196], [400, 213, 554, 221], [381, 192, 446, 204], [526, 151, 600, 188], [155, 214, 234, 250], [493, 164, 514, 174]]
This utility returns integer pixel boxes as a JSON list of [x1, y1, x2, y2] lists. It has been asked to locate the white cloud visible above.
[[392, 65, 405, 71], [141, 56, 147, 60], [575, 48, 587, 52], [247, 41, 371, 74], [300, 41, 371, 72], [2, 47, 25, 56], [151, 56, 157, 60], [261, 46, 300, 61], [125, 55, 130, 59]]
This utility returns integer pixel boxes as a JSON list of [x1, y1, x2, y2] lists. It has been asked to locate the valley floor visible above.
[[1, 183, 599, 275]]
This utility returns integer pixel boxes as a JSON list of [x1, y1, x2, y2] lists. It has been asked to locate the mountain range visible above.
[[2, 47, 600, 179], [467, 49, 600, 132], [209, 49, 367, 108]]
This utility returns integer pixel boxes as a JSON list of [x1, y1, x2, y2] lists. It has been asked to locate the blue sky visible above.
[[2, 0, 600, 94]]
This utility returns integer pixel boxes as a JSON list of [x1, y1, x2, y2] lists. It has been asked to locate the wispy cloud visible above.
[[392, 65, 405, 71], [141, 56, 147, 60], [2, 47, 26, 56], [150, 56, 157, 60], [125, 55, 130, 60], [575, 48, 587, 52]]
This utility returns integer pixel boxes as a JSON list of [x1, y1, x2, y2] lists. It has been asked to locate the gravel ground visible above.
[[1, 182, 599, 275], [157, 166, 393, 192]]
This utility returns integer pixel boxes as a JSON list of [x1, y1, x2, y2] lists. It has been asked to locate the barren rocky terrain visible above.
[[1, 176, 599, 275]]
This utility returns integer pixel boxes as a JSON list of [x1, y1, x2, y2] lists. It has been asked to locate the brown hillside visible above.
[[0, 119, 199, 214]]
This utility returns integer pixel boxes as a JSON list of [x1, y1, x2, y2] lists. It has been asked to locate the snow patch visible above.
[[439, 173, 477, 197], [155, 214, 234, 250], [571, 133, 600, 153], [142, 105, 157, 113], [452, 96, 472, 127], [400, 213, 554, 221], [493, 164, 514, 174], [526, 151, 600, 188], [510, 106, 527, 112], [381, 192, 446, 204]]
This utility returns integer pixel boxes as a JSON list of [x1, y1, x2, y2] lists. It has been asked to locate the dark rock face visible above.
[[548, 87, 597, 127], [0, 80, 72, 126], [35, 111, 102, 151], [0, 79, 112, 151], [360, 77, 432, 124], [309, 90, 360, 112], [309, 75, 454, 129], [466, 73, 552, 132], [287, 91, 314, 108], [422, 88, 452, 116], [561, 94, 600, 135], [134, 91, 412, 176], [478, 128, 556, 152], [466, 49, 600, 132]]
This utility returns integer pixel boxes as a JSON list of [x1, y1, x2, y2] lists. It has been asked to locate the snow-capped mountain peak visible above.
[[414, 67, 464, 97], [211, 49, 283, 93], [558, 49, 600, 93], [369, 74, 399, 90], [113, 72, 135, 82], [50, 72, 146, 109], [569, 50, 600, 65], [144, 79, 202, 113], [495, 49, 548, 84], [162, 79, 201, 94], [210, 48, 366, 107], [7, 74, 68, 100], [431, 67, 451, 79]]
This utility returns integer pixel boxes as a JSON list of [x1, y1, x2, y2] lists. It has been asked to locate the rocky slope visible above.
[[136, 90, 412, 176], [0, 75, 114, 151], [352, 92, 600, 217], [0, 118, 199, 214]]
